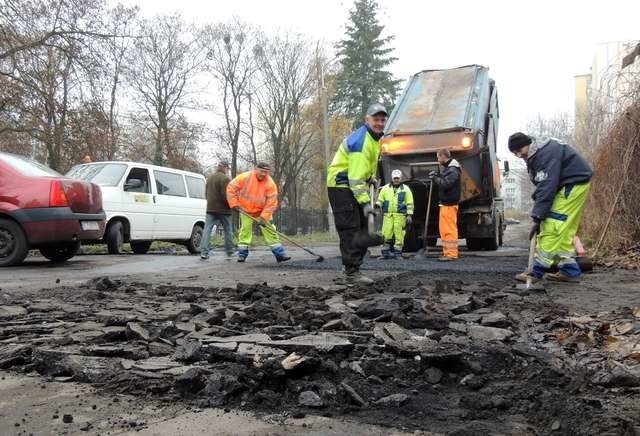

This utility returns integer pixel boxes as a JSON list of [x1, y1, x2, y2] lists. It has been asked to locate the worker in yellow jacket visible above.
[[327, 103, 387, 284], [376, 169, 414, 259]]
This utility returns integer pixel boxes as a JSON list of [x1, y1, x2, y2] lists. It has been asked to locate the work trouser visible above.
[[439, 204, 459, 259], [328, 187, 367, 271], [200, 213, 234, 256], [532, 183, 590, 278], [381, 213, 407, 252], [237, 213, 286, 259]]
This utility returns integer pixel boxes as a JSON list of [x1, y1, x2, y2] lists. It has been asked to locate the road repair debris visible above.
[[1, 274, 639, 435]]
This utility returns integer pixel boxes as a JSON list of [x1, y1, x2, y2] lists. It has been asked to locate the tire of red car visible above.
[[0, 218, 29, 267], [39, 240, 80, 263]]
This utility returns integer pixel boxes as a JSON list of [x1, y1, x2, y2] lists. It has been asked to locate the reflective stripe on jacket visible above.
[[326, 125, 381, 204], [376, 183, 414, 215], [226, 170, 278, 221]]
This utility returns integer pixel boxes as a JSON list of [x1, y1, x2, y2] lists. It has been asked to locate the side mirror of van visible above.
[[124, 178, 143, 191]]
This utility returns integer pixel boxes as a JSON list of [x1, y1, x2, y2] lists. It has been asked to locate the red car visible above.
[[0, 152, 106, 266]]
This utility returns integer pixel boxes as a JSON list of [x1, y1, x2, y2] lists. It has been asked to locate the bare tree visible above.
[[254, 32, 319, 209], [0, 0, 132, 170], [525, 112, 574, 145], [0, 0, 112, 62], [126, 14, 204, 166], [201, 19, 261, 176]]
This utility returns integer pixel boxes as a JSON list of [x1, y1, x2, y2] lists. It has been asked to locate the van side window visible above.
[[124, 168, 151, 193], [154, 170, 187, 197], [185, 176, 205, 199]]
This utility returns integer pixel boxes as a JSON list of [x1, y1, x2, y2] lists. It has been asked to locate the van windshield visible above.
[[66, 163, 127, 186]]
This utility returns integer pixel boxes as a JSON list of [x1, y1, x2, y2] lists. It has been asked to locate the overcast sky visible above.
[[118, 0, 639, 160]]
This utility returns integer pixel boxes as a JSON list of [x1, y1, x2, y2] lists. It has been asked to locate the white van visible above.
[[66, 161, 206, 254]]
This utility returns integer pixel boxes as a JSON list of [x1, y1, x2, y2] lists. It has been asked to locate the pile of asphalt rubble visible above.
[[1, 274, 639, 435]]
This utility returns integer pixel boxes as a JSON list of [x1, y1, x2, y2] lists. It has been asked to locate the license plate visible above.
[[81, 221, 100, 231]]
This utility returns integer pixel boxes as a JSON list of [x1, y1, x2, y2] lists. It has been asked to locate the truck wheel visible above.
[[186, 224, 203, 254], [130, 241, 152, 254], [0, 218, 29, 266], [465, 238, 483, 251], [39, 241, 80, 263], [107, 221, 125, 254]]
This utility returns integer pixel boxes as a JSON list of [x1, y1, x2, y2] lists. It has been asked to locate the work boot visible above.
[[438, 256, 457, 262], [225, 251, 234, 261], [200, 253, 209, 261], [345, 267, 374, 285], [544, 272, 580, 283], [393, 248, 403, 259], [237, 247, 249, 263], [271, 245, 291, 263], [515, 271, 541, 283], [381, 248, 393, 259]]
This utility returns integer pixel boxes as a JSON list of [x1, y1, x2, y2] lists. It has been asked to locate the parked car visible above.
[[0, 152, 106, 266], [66, 161, 206, 255]]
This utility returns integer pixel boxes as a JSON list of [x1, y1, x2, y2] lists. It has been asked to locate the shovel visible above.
[[415, 180, 434, 259], [353, 184, 384, 249], [237, 210, 324, 262]]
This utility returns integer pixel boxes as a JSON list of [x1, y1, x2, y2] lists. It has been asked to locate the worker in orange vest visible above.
[[226, 162, 290, 263]]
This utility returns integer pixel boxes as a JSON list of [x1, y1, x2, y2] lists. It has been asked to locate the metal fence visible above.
[[272, 207, 329, 235]]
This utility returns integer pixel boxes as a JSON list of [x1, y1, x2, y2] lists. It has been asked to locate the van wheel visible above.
[[107, 221, 125, 254], [0, 218, 29, 266], [186, 224, 203, 254], [130, 241, 151, 254], [40, 241, 80, 263]]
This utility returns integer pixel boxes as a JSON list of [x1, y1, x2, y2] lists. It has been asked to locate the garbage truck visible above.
[[379, 65, 505, 251]]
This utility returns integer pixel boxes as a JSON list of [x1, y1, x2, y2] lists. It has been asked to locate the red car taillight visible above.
[[49, 180, 69, 207]]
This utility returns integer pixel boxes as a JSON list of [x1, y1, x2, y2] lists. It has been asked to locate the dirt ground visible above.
[[1, 224, 639, 435]]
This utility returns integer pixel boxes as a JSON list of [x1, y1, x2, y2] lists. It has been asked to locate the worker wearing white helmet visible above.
[[375, 169, 414, 259]]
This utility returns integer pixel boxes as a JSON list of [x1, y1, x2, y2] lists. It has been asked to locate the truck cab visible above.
[[380, 65, 504, 251]]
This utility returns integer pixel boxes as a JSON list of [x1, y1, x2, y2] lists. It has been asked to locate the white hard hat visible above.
[[391, 169, 402, 179]]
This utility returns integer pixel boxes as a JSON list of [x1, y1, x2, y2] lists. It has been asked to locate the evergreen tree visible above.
[[332, 0, 401, 127]]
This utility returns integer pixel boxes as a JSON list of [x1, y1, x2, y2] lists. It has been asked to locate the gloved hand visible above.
[[427, 170, 437, 180], [406, 215, 413, 225], [257, 216, 268, 226], [361, 203, 376, 217], [529, 219, 541, 240]]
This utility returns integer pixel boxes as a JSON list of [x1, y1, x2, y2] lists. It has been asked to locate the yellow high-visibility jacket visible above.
[[376, 183, 414, 215], [326, 125, 380, 204]]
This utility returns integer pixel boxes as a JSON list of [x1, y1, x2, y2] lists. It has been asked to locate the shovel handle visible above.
[[368, 184, 376, 233]]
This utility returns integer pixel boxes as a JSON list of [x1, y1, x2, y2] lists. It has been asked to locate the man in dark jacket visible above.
[[428, 148, 461, 261], [200, 160, 234, 260], [509, 132, 592, 282]]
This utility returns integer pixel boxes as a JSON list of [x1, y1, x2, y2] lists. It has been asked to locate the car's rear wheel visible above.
[[186, 224, 203, 254], [0, 218, 29, 267], [107, 221, 125, 254], [39, 241, 80, 263], [130, 240, 152, 254]]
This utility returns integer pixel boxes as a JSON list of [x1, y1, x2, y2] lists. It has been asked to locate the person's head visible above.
[[255, 162, 271, 181], [83, 155, 92, 164], [218, 159, 230, 174], [365, 103, 388, 135], [508, 132, 532, 159], [391, 169, 402, 186], [436, 148, 451, 165]]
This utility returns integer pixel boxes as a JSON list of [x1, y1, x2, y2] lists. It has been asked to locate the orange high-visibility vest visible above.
[[226, 170, 278, 221]]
